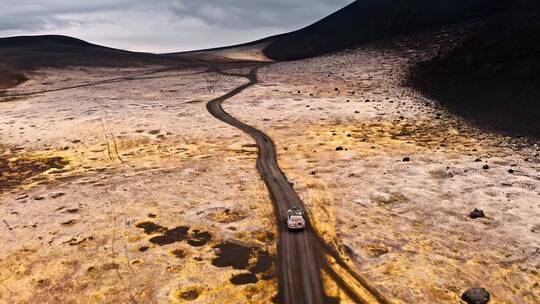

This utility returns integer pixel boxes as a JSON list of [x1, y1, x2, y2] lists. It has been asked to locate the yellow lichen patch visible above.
[[206, 207, 248, 223], [321, 270, 351, 303], [303, 119, 508, 157], [77, 135, 253, 170], [171, 286, 203, 302], [251, 230, 275, 245], [300, 177, 337, 243], [0, 148, 75, 192], [324, 254, 395, 304]]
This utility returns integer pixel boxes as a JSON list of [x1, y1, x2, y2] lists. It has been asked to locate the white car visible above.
[[286, 207, 306, 231]]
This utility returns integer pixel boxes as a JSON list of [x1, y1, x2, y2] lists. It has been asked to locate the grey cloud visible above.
[[0, 0, 353, 52], [166, 0, 353, 29]]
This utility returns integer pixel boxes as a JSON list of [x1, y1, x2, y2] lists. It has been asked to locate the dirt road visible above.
[[206, 65, 390, 304], [1, 60, 389, 303]]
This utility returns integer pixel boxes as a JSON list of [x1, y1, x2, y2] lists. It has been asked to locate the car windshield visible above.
[[290, 216, 304, 222]]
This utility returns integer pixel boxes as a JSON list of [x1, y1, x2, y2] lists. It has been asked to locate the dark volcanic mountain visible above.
[[409, 3, 540, 138], [263, 0, 511, 61], [0, 35, 197, 90], [0, 35, 188, 69]]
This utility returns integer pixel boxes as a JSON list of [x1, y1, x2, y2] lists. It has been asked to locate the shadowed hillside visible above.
[[0, 35, 197, 89], [408, 4, 540, 138], [263, 0, 511, 61], [0, 35, 191, 69]]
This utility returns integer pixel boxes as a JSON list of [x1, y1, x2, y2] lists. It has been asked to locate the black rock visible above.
[[507, 169, 514, 173], [470, 209, 485, 219], [462, 288, 490, 304], [482, 164, 490, 170], [335, 146, 344, 151], [403, 157, 410, 162]]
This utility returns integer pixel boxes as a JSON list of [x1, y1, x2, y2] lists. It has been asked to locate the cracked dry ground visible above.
[[1, 36, 540, 304]]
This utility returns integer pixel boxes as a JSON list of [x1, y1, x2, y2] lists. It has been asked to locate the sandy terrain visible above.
[[1, 29, 539, 304], [0, 66, 277, 303]]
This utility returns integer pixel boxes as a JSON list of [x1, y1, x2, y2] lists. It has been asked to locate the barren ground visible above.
[[1, 30, 539, 303]]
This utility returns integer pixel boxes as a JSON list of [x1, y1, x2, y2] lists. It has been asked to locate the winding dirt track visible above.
[[206, 64, 391, 304], [1, 61, 390, 303]]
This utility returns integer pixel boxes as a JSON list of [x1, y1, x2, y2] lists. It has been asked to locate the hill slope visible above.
[[0, 35, 190, 69], [408, 5, 540, 138], [0, 35, 198, 90], [263, 0, 511, 60]]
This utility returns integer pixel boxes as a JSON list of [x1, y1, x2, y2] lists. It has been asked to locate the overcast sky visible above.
[[0, 0, 354, 53]]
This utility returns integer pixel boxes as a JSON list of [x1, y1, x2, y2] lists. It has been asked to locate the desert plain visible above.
[[0, 27, 539, 304]]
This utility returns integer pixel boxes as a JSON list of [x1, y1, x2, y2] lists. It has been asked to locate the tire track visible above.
[[206, 64, 391, 304]]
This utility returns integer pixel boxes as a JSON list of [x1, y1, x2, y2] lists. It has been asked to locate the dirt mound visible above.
[[263, 0, 511, 61], [408, 7, 540, 139]]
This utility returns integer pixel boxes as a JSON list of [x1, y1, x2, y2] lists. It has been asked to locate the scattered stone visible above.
[[335, 146, 344, 151], [470, 209, 485, 219], [207, 207, 247, 223], [49, 192, 64, 199], [61, 219, 77, 225], [171, 249, 186, 258], [187, 230, 212, 247], [507, 169, 514, 174], [402, 157, 410, 162], [482, 164, 490, 170], [475, 158, 482, 162], [462, 288, 490, 304], [371, 192, 399, 205], [177, 287, 201, 301], [65, 208, 79, 214]]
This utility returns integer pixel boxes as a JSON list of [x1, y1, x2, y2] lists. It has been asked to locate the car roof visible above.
[[288, 208, 303, 216]]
